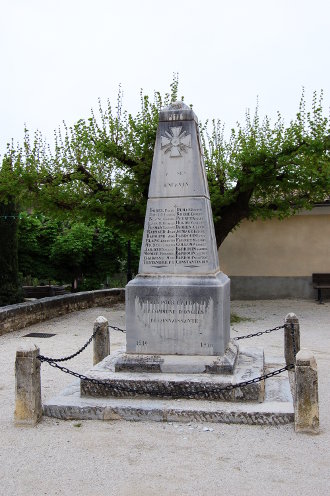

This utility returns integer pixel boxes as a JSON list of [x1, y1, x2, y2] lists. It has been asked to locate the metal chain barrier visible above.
[[109, 324, 286, 339], [37, 320, 298, 394], [233, 324, 285, 341], [38, 322, 126, 364], [108, 324, 126, 333], [290, 322, 297, 358], [37, 356, 295, 395], [37, 326, 100, 363]]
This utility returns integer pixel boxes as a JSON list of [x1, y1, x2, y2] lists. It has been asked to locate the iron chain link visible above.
[[37, 321, 298, 395], [37, 326, 101, 363], [108, 324, 286, 339], [108, 324, 126, 333], [233, 324, 285, 341], [37, 323, 127, 364], [290, 322, 297, 359], [37, 356, 294, 395]]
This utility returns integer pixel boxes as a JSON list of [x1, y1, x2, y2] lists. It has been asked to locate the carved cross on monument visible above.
[[126, 102, 230, 356]]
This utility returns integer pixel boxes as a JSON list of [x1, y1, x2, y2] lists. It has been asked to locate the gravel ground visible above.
[[0, 299, 329, 496]]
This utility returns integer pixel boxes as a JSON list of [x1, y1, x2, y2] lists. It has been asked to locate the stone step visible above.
[[80, 347, 265, 402], [43, 365, 293, 426]]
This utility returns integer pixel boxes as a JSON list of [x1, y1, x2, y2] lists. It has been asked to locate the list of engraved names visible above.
[[143, 206, 209, 267]]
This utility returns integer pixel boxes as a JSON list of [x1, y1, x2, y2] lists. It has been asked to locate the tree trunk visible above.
[[213, 190, 252, 248]]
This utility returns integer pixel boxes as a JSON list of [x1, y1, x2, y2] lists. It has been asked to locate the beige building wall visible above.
[[219, 207, 330, 277]]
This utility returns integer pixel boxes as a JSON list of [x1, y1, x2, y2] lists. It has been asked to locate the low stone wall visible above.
[[0, 289, 125, 336]]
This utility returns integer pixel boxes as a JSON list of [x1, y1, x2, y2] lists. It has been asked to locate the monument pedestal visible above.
[[126, 272, 230, 356], [43, 346, 294, 425], [114, 340, 238, 375], [79, 347, 265, 402]]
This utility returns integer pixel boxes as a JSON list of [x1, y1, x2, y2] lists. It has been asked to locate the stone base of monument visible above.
[[43, 348, 294, 425], [125, 273, 231, 356], [79, 346, 263, 402], [114, 340, 238, 375]]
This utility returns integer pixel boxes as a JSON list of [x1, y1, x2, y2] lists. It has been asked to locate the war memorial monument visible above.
[[79, 102, 266, 404], [42, 102, 296, 424], [125, 101, 231, 362]]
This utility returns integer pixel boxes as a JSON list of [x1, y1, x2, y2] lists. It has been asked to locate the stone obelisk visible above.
[[126, 102, 230, 356]]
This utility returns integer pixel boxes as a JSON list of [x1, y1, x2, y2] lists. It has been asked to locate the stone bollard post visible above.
[[294, 350, 319, 434], [284, 313, 300, 367], [15, 344, 42, 426], [93, 316, 110, 365]]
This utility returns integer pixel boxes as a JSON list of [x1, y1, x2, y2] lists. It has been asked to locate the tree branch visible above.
[[94, 139, 143, 169], [38, 162, 111, 194]]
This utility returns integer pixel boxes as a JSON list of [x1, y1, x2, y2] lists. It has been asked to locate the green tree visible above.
[[2, 79, 329, 305], [3, 77, 180, 237], [18, 213, 60, 283], [17, 213, 135, 291], [2, 78, 330, 250], [201, 91, 330, 245], [50, 222, 94, 290], [49, 220, 133, 291], [78, 219, 139, 290], [0, 201, 23, 305], [0, 158, 23, 305], [17, 78, 330, 245]]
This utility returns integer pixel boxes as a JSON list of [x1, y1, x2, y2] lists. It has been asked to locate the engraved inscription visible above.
[[135, 297, 214, 343], [143, 206, 209, 268], [161, 126, 191, 157]]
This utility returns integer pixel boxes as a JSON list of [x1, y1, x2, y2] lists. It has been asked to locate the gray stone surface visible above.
[[79, 346, 264, 402], [3, 300, 329, 496], [43, 352, 293, 425], [93, 316, 109, 365], [139, 197, 219, 275], [115, 340, 238, 374], [14, 344, 42, 425], [126, 273, 230, 355], [284, 313, 300, 367], [126, 103, 230, 356], [294, 349, 319, 434]]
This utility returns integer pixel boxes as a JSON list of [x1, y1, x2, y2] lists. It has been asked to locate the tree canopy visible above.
[[17, 214, 138, 291], [1, 76, 329, 248]]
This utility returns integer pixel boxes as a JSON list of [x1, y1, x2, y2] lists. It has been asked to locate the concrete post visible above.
[[15, 344, 42, 426], [294, 350, 319, 434], [93, 316, 110, 365], [284, 313, 300, 367]]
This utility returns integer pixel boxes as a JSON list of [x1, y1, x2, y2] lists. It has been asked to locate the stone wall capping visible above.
[[0, 288, 125, 335]]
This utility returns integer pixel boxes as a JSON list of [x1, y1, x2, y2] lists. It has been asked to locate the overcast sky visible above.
[[1, 0, 329, 155]]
